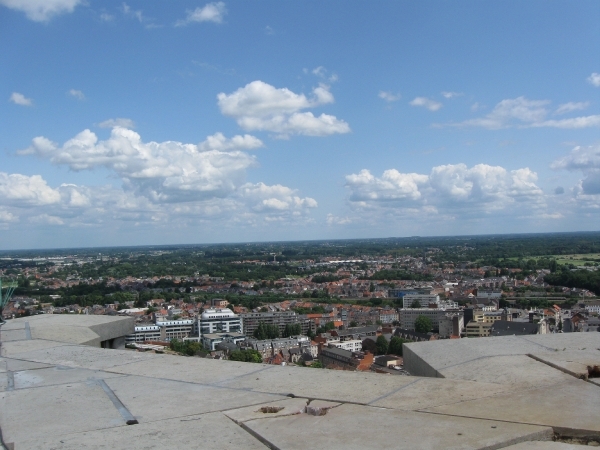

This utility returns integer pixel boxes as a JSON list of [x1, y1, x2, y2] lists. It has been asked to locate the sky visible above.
[[1, 0, 600, 250]]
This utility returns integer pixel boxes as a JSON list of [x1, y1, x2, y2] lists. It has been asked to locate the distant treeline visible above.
[[544, 268, 600, 295]]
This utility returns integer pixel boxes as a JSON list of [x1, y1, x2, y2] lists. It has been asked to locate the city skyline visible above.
[[1, 0, 600, 249]]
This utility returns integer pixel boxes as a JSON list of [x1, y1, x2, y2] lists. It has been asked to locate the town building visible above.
[[240, 311, 314, 337], [319, 346, 374, 371], [197, 308, 242, 336]]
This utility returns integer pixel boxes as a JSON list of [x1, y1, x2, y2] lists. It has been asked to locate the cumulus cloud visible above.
[[410, 97, 442, 111], [198, 132, 263, 152], [0, 0, 81, 22], [217, 80, 350, 137], [459, 97, 600, 129], [378, 91, 401, 102], [238, 182, 317, 212], [98, 118, 135, 129], [0, 173, 62, 206], [587, 73, 600, 87], [552, 145, 600, 196], [9, 92, 32, 106], [68, 89, 85, 100], [121, 2, 144, 22], [345, 163, 544, 217], [176, 2, 226, 26], [19, 127, 259, 203]]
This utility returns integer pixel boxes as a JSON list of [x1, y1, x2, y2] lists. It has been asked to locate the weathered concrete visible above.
[[501, 443, 590, 449], [439, 355, 575, 388], [104, 375, 285, 422], [528, 349, 600, 381], [240, 403, 553, 450], [1, 316, 599, 449], [0, 382, 127, 445], [424, 379, 600, 437], [13, 412, 268, 450], [404, 333, 600, 378]]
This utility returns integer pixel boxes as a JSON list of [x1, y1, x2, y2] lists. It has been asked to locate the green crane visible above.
[[0, 278, 16, 324]]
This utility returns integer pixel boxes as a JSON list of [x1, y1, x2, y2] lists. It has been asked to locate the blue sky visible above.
[[1, 0, 600, 249]]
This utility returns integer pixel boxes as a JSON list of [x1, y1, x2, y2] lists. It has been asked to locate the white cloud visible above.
[[121, 3, 144, 22], [345, 163, 544, 217], [0, 0, 81, 22], [217, 80, 350, 137], [265, 25, 274, 35], [0, 209, 16, 223], [409, 97, 442, 111], [68, 89, 85, 100], [587, 73, 600, 87], [530, 115, 600, 129], [554, 101, 589, 115], [552, 145, 600, 196], [20, 127, 258, 203], [29, 214, 64, 225], [9, 92, 32, 106], [238, 182, 317, 212], [98, 118, 135, 129], [0, 173, 61, 206], [459, 96, 600, 130], [441, 91, 462, 99], [326, 214, 352, 225], [198, 132, 263, 152], [100, 12, 113, 21], [176, 2, 226, 26], [378, 91, 401, 102]]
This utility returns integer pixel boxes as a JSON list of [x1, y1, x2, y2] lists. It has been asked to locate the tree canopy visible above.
[[414, 315, 433, 334]]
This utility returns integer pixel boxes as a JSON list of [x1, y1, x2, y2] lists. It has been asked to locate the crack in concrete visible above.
[[366, 378, 423, 405]]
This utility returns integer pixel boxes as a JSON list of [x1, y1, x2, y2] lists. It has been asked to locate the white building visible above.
[[125, 324, 161, 344], [330, 339, 363, 352], [156, 319, 195, 341], [402, 294, 440, 309], [198, 308, 242, 336], [438, 313, 464, 338]]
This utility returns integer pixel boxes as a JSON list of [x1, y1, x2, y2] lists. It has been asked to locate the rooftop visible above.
[[1, 315, 599, 449]]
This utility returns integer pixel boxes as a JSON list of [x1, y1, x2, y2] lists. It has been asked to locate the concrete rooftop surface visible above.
[[1, 315, 599, 449]]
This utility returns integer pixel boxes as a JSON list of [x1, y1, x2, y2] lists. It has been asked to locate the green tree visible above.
[[349, 320, 358, 328], [410, 299, 421, 308], [375, 335, 389, 355], [388, 336, 405, 356], [229, 349, 262, 363], [414, 315, 433, 334]]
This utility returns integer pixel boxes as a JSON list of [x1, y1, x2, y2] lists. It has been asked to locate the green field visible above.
[[553, 254, 600, 266]]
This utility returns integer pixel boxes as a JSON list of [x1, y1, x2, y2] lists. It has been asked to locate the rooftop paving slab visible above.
[[104, 375, 286, 422], [214, 363, 417, 403], [501, 443, 589, 449], [241, 403, 553, 450], [12, 411, 268, 450], [12, 366, 125, 390], [4, 343, 157, 370], [0, 381, 127, 445], [0, 338, 70, 356], [369, 377, 513, 410], [438, 355, 576, 388], [528, 349, 600, 381], [423, 379, 600, 437]]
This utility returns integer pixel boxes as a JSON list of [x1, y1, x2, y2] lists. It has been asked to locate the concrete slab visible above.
[[6, 345, 157, 369], [424, 379, 600, 437], [13, 366, 125, 390], [0, 329, 29, 341], [223, 397, 340, 423], [0, 358, 52, 372], [501, 442, 589, 449], [439, 355, 576, 389], [0, 339, 71, 356], [370, 378, 512, 410], [106, 354, 275, 385], [243, 403, 553, 450], [0, 381, 126, 445], [404, 333, 600, 378], [529, 349, 600, 380], [0, 320, 27, 331], [12, 411, 267, 450], [215, 364, 417, 403], [104, 375, 285, 422]]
